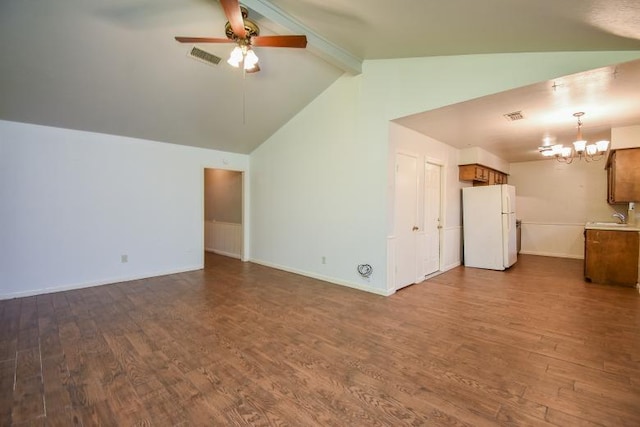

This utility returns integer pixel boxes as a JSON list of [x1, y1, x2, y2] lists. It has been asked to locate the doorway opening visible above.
[[203, 168, 244, 265]]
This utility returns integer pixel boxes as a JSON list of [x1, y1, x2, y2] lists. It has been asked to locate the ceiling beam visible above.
[[241, 0, 362, 75]]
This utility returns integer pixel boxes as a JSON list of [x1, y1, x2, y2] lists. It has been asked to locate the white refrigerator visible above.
[[462, 184, 517, 270]]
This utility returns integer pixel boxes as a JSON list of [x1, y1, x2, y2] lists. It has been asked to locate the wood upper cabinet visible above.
[[584, 229, 639, 287], [607, 148, 640, 204], [459, 164, 488, 182], [490, 171, 506, 185], [459, 164, 508, 186]]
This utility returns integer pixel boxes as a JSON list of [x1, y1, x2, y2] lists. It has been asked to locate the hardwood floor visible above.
[[1, 253, 639, 426]]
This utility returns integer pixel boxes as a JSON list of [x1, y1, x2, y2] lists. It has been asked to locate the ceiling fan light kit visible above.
[[538, 112, 610, 164], [226, 43, 259, 71], [174, 0, 307, 73]]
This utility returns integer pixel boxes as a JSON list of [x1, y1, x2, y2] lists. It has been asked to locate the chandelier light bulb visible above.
[[573, 140, 587, 152], [586, 145, 598, 156], [595, 140, 609, 152]]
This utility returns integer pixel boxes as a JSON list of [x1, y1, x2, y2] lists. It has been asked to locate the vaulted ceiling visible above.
[[2, 0, 640, 158]]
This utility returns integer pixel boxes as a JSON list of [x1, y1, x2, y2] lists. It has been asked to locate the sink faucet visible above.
[[612, 212, 627, 224]]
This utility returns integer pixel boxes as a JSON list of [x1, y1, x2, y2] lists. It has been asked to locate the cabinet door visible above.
[[585, 229, 639, 286], [608, 148, 640, 203], [474, 166, 487, 181], [459, 165, 488, 183], [458, 165, 476, 181], [488, 170, 496, 185]]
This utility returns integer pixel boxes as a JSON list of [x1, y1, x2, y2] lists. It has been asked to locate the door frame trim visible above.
[[424, 159, 445, 276]]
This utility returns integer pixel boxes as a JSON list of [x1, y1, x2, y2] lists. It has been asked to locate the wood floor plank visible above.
[[544, 407, 604, 427], [11, 374, 44, 424], [41, 354, 73, 415], [18, 298, 38, 331], [15, 348, 42, 381], [16, 328, 39, 352], [557, 385, 640, 425], [0, 359, 15, 426], [0, 339, 17, 363]]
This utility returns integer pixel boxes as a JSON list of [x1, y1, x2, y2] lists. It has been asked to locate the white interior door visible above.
[[423, 162, 442, 276], [394, 153, 419, 289]]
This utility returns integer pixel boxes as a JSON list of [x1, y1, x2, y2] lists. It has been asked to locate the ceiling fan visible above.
[[174, 0, 307, 73]]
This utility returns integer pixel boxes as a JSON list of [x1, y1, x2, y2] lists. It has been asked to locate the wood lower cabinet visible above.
[[584, 229, 639, 287], [607, 148, 640, 204], [459, 164, 508, 186]]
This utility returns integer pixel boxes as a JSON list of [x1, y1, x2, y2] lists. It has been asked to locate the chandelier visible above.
[[538, 112, 610, 163]]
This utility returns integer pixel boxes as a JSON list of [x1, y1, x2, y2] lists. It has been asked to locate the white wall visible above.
[[204, 169, 243, 223], [250, 51, 640, 294], [459, 147, 510, 174], [0, 120, 249, 299], [611, 125, 640, 149], [509, 158, 622, 259]]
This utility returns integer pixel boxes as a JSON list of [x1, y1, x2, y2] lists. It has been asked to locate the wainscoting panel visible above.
[[520, 222, 585, 259], [204, 221, 243, 259]]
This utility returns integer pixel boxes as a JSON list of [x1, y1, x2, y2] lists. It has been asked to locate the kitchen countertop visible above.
[[585, 222, 640, 232]]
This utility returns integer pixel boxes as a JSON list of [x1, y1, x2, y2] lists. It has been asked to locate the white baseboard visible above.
[[0, 265, 203, 301], [205, 248, 241, 259], [520, 250, 584, 260], [442, 261, 462, 272], [249, 258, 394, 297]]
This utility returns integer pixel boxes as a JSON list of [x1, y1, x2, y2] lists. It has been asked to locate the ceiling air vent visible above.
[[188, 47, 221, 66], [503, 111, 524, 121]]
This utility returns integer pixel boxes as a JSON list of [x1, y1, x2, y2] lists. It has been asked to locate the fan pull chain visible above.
[[242, 68, 247, 125]]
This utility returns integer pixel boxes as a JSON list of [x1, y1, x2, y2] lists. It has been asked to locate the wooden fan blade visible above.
[[175, 36, 234, 44], [252, 35, 307, 48], [220, 0, 246, 39]]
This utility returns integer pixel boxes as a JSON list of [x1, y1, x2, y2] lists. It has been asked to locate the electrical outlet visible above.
[[121, 254, 128, 263], [322, 256, 326, 264]]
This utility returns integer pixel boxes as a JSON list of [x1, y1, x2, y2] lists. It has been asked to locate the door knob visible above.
[[412, 226, 419, 231]]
